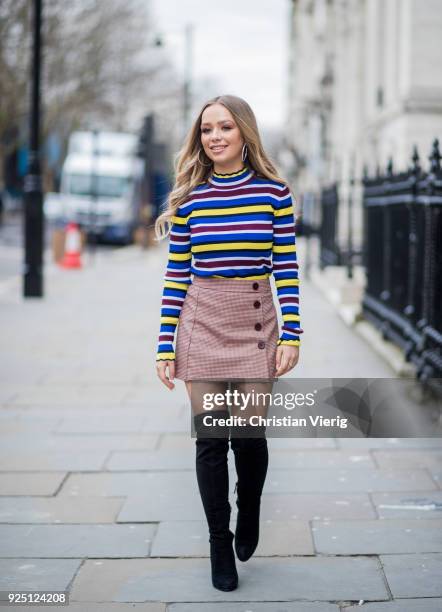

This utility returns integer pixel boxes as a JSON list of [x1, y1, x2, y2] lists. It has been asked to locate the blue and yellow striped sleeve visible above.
[[272, 185, 303, 346], [156, 207, 192, 361]]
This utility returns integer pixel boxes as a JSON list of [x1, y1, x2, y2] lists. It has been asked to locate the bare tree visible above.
[[0, 0, 31, 159], [0, 0, 179, 182]]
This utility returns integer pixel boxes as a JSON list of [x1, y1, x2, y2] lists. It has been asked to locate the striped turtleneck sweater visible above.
[[156, 165, 303, 361]]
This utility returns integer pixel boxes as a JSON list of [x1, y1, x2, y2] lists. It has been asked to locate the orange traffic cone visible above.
[[59, 222, 83, 269]]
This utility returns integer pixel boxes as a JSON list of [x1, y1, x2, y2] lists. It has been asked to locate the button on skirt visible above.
[[174, 276, 279, 381]]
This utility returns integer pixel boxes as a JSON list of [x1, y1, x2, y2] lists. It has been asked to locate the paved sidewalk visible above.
[[0, 239, 441, 611]]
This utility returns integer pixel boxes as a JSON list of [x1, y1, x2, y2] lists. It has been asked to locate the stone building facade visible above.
[[283, 0, 442, 247]]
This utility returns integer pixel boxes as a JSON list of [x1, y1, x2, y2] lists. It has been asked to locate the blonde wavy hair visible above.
[[154, 94, 289, 240]]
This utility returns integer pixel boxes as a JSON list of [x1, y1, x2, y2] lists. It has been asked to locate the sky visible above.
[[151, 0, 291, 132]]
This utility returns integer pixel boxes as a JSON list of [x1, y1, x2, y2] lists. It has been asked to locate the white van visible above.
[[47, 131, 143, 244], [66, 131, 138, 158]]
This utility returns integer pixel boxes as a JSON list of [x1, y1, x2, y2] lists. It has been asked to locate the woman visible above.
[[155, 95, 303, 591]]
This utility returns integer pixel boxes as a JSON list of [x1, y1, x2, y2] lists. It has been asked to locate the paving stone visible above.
[[151, 520, 314, 557], [0, 558, 81, 590], [39, 367, 141, 386], [118, 490, 376, 523], [123, 388, 190, 408], [150, 521, 210, 557], [59, 471, 197, 497], [141, 411, 190, 433], [169, 603, 339, 612], [58, 472, 210, 522], [429, 470, 442, 489], [312, 519, 442, 554], [0, 450, 108, 471], [380, 553, 442, 598], [1, 407, 173, 423], [70, 557, 388, 602], [337, 438, 442, 450], [0, 497, 124, 523], [0, 409, 65, 421], [268, 438, 337, 449], [341, 599, 442, 612], [8, 386, 130, 406], [1, 407, 150, 418], [0, 385, 19, 404], [157, 435, 339, 452], [0, 368, 43, 386], [0, 418, 62, 434], [157, 433, 197, 451], [56, 416, 145, 434], [267, 450, 375, 469], [141, 419, 189, 434], [119, 489, 374, 523], [0, 524, 156, 558], [371, 491, 442, 519], [118, 492, 205, 522], [75, 462, 428, 502], [0, 472, 66, 496], [16, 406, 186, 436], [372, 450, 442, 470], [263, 468, 436, 493], [0, 409, 19, 420], [0, 433, 159, 452], [260, 493, 375, 520], [107, 450, 195, 471], [2, 401, 131, 411], [5, 604, 165, 611]]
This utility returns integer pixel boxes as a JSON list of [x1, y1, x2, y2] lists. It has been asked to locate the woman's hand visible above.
[[275, 345, 300, 378], [156, 360, 176, 390]]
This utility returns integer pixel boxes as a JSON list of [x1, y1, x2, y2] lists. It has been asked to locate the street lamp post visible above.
[[155, 24, 194, 138], [183, 23, 194, 136], [23, 0, 44, 297]]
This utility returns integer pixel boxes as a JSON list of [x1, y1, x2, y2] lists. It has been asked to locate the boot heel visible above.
[[210, 529, 238, 591]]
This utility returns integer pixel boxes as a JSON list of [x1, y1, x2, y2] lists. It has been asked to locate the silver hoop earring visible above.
[[241, 143, 248, 162], [198, 149, 212, 167]]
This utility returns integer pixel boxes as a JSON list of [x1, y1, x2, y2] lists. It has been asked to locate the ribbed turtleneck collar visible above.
[[208, 165, 254, 189]]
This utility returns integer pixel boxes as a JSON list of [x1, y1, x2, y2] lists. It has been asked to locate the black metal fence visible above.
[[362, 140, 442, 388], [319, 184, 342, 268], [319, 177, 363, 272]]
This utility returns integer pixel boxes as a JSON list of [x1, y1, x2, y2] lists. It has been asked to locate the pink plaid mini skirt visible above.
[[174, 275, 279, 381]]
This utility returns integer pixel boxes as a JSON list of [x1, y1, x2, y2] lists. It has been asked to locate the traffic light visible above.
[[137, 114, 154, 160]]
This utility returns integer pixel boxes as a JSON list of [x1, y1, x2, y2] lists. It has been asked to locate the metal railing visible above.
[[362, 139, 442, 389], [319, 166, 362, 274], [319, 183, 342, 268]]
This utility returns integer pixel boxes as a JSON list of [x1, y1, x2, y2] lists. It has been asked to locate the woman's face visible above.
[[200, 103, 245, 171]]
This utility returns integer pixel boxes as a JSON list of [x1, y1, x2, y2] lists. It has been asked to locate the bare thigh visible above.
[[185, 380, 230, 416]]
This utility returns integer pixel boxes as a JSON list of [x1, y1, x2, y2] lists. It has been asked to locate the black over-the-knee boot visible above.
[[230, 424, 268, 562], [194, 409, 238, 592]]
